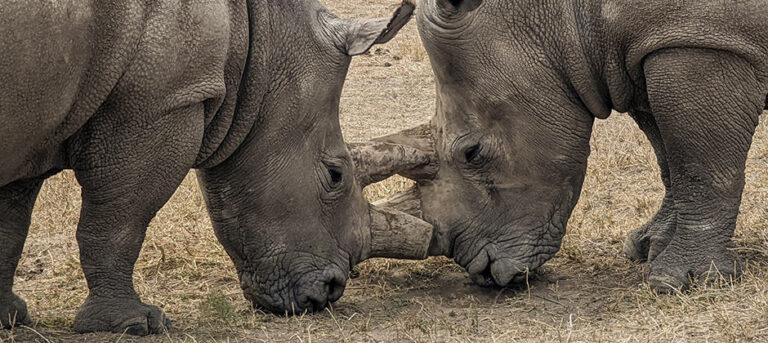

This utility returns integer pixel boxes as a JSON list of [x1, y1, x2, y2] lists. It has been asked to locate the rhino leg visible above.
[[643, 48, 765, 292], [0, 178, 44, 329], [71, 104, 203, 335], [623, 110, 676, 262]]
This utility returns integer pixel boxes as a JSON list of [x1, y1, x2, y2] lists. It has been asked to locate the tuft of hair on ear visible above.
[[343, 0, 415, 56], [438, 0, 482, 12]]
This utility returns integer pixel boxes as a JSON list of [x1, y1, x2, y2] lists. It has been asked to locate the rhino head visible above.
[[198, 0, 432, 314], [353, 0, 596, 287]]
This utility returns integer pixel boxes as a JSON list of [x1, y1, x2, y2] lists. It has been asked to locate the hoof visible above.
[[648, 240, 742, 293], [648, 272, 686, 293], [0, 293, 30, 329], [623, 226, 651, 262], [74, 296, 171, 336], [623, 210, 676, 262]]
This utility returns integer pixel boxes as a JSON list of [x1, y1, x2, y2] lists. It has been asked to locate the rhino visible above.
[[353, 0, 768, 290], [0, 0, 433, 336]]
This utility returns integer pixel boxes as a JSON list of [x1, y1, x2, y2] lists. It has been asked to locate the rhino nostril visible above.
[[465, 249, 494, 287], [465, 252, 529, 287], [470, 268, 495, 287], [307, 296, 328, 313], [490, 258, 525, 286], [468, 260, 495, 287], [323, 268, 348, 304], [298, 269, 348, 313], [327, 276, 346, 303], [465, 248, 490, 276], [294, 294, 311, 314]]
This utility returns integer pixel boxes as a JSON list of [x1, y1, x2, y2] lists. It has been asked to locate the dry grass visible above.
[[3, 0, 768, 342]]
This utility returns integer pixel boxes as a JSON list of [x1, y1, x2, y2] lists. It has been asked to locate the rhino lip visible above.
[[239, 271, 281, 313], [238, 262, 349, 315], [465, 253, 531, 287]]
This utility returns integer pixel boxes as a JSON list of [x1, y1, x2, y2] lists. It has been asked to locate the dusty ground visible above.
[[3, 0, 768, 342]]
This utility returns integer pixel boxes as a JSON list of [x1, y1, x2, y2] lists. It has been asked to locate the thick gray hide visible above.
[[0, 0, 430, 336], [358, 0, 768, 290]]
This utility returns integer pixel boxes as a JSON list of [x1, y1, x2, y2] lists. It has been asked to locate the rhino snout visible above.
[[464, 246, 531, 287], [239, 265, 348, 314]]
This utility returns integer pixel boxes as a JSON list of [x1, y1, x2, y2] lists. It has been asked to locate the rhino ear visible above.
[[436, 0, 482, 12], [342, 0, 415, 56]]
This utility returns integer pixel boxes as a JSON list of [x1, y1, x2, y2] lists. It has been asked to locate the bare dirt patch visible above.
[[3, 0, 768, 342]]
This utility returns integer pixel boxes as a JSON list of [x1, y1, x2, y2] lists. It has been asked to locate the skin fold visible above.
[[0, 0, 429, 336], [353, 0, 768, 290]]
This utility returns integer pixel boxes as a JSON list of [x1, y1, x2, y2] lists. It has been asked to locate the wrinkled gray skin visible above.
[[365, 0, 768, 290], [0, 0, 421, 335]]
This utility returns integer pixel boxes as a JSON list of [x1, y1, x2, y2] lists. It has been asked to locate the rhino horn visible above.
[[348, 123, 438, 187], [372, 186, 422, 217], [375, 187, 449, 257], [363, 201, 432, 260]]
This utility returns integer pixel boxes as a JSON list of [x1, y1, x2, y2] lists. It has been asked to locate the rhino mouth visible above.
[[371, 184, 566, 288], [239, 264, 348, 315], [231, 197, 434, 315], [450, 219, 565, 288], [462, 246, 535, 287], [470, 263, 531, 287]]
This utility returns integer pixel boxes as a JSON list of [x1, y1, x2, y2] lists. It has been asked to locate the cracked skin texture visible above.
[[0, 0, 415, 336], [393, 0, 768, 290]]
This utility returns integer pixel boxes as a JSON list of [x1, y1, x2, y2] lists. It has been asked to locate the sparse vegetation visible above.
[[2, 0, 767, 342]]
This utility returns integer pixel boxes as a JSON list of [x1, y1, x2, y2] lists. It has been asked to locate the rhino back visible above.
[[604, 0, 768, 79], [596, 0, 768, 111], [0, 0, 243, 186], [0, 1, 144, 185]]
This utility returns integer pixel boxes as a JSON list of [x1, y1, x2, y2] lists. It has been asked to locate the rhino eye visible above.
[[464, 143, 482, 164], [328, 166, 343, 186]]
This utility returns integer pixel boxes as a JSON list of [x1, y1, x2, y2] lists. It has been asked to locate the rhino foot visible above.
[[74, 296, 171, 336], [623, 204, 676, 262], [0, 292, 30, 329], [648, 238, 742, 293]]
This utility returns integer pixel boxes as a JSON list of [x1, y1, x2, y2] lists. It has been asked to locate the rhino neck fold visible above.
[[194, 0, 272, 170], [560, 0, 614, 118]]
